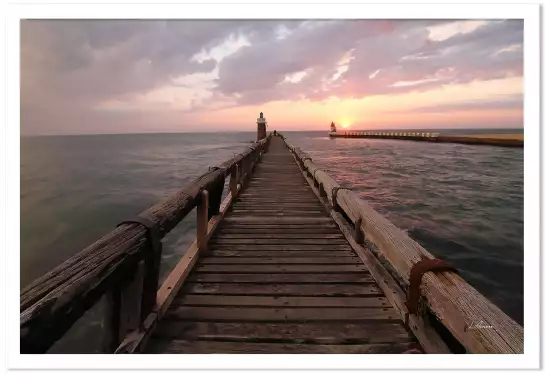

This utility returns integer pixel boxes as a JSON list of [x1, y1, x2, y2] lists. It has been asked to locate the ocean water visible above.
[[20, 129, 523, 352]]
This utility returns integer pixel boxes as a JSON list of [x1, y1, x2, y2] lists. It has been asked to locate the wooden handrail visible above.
[[283, 136, 523, 354], [20, 135, 271, 354]]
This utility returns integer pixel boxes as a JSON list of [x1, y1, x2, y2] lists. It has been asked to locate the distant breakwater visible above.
[[329, 131, 523, 148]]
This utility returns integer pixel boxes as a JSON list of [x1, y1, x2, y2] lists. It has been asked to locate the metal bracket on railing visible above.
[[312, 169, 320, 186], [405, 257, 458, 318], [331, 186, 352, 211], [117, 215, 161, 255]]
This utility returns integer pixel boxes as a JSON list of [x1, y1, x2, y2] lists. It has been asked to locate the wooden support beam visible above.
[[103, 261, 145, 352], [197, 190, 209, 252], [229, 164, 239, 198]]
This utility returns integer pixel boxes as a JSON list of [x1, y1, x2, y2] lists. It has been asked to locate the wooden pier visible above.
[[20, 126, 523, 355], [330, 131, 523, 147]]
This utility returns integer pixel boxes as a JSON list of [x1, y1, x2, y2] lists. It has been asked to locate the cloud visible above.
[[20, 19, 523, 135]]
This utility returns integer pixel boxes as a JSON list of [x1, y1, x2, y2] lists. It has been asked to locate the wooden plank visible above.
[[217, 228, 341, 234], [204, 250, 357, 257], [146, 339, 417, 354], [209, 238, 349, 245], [223, 216, 333, 224], [193, 264, 367, 274], [181, 283, 383, 297], [236, 197, 320, 201], [152, 321, 413, 344], [186, 273, 375, 283], [164, 306, 399, 321], [199, 257, 362, 264], [214, 233, 344, 239], [228, 211, 326, 216], [218, 224, 338, 229], [232, 204, 324, 209], [208, 245, 354, 251], [173, 295, 388, 308]]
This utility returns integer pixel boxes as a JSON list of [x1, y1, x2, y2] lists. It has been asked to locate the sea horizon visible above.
[[21, 126, 525, 138]]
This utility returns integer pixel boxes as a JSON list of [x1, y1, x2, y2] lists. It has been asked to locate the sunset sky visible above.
[[21, 19, 523, 135]]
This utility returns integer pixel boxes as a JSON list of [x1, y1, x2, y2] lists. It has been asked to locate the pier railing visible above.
[[331, 131, 440, 138], [20, 135, 272, 354], [282, 136, 523, 354]]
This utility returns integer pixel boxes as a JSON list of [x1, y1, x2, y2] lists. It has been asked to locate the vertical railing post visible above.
[[241, 157, 249, 186], [102, 260, 146, 353], [197, 190, 209, 252], [229, 164, 239, 198]]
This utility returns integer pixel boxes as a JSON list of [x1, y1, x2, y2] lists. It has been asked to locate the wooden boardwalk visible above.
[[145, 136, 420, 354]]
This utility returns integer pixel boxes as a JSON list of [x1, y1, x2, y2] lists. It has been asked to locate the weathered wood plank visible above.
[[209, 238, 349, 245], [152, 321, 413, 344], [218, 224, 338, 229], [213, 233, 344, 239], [181, 283, 383, 297], [173, 295, 388, 308], [228, 211, 326, 216], [199, 257, 362, 264], [208, 244, 354, 251], [204, 250, 357, 257], [146, 339, 418, 354], [193, 264, 367, 274], [186, 273, 375, 283], [223, 216, 333, 224], [165, 306, 398, 322], [217, 228, 341, 234], [232, 204, 324, 210]]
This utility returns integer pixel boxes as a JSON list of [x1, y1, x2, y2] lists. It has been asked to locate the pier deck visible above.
[[144, 136, 420, 354]]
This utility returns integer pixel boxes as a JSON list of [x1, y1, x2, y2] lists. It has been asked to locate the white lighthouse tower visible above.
[[330, 121, 337, 133], [257, 112, 267, 141]]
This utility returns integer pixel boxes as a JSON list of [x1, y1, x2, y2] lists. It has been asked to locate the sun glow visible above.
[[341, 122, 351, 129]]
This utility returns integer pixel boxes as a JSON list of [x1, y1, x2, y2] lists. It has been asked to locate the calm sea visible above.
[[20, 129, 523, 352]]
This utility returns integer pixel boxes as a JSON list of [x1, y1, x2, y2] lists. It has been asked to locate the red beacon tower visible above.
[[330, 121, 337, 133]]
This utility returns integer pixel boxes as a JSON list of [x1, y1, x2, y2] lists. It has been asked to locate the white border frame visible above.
[[5, 2, 540, 370]]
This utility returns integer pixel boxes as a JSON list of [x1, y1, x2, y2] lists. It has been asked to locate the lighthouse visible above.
[[257, 112, 267, 141], [330, 121, 337, 133]]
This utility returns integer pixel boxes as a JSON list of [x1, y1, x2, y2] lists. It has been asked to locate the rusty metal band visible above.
[[405, 257, 458, 316], [331, 186, 352, 208], [117, 215, 161, 255]]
